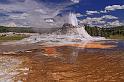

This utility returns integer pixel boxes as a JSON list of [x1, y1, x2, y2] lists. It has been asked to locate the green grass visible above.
[[0, 34, 29, 41], [108, 35, 124, 40]]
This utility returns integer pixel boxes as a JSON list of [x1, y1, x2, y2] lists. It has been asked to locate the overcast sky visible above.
[[0, 0, 124, 27]]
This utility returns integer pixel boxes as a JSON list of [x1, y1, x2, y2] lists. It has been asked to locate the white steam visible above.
[[0, 0, 80, 28]]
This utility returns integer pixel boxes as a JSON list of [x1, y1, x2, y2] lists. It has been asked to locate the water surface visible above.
[[0, 40, 124, 82]]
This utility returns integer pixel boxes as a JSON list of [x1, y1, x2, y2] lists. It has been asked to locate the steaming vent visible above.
[[6, 12, 105, 45]]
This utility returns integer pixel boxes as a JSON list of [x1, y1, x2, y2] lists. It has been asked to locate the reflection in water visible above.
[[68, 41, 89, 64], [40, 41, 116, 64], [41, 41, 89, 64], [69, 47, 79, 64], [0, 40, 124, 82]]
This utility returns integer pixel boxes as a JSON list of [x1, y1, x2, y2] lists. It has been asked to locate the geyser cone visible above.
[[8, 12, 105, 45]]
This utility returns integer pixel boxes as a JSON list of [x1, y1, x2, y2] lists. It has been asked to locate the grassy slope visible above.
[[0, 34, 28, 41]]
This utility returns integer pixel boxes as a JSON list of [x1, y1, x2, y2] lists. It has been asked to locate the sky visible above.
[[0, 0, 124, 27]]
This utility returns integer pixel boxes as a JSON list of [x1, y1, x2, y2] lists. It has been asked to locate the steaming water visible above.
[[2, 12, 105, 45], [68, 12, 78, 26]]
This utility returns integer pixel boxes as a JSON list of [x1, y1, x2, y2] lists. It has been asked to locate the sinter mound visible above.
[[54, 23, 80, 35]]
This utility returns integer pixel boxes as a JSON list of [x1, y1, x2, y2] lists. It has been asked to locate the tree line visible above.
[[0, 26, 35, 33], [85, 25, 124, 38], [0, 25, 124, 38]]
